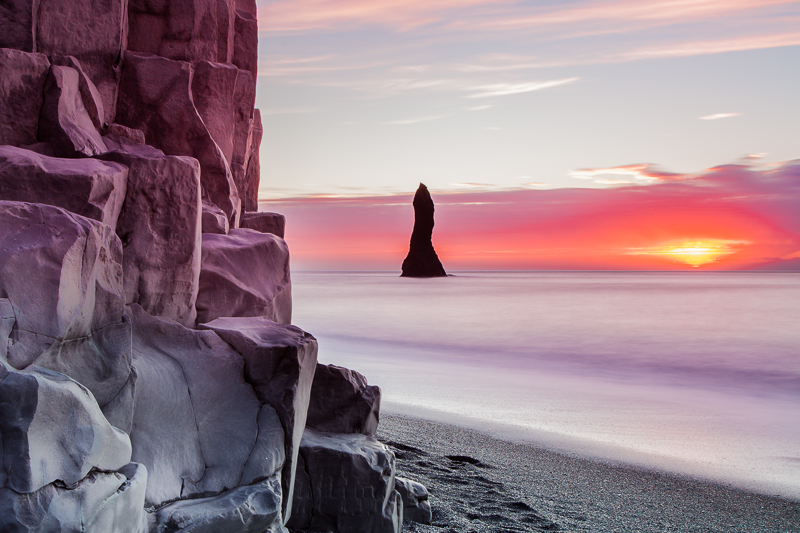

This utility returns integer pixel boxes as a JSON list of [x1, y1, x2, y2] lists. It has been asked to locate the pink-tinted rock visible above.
[[288, 429, 403, 533], [232, 69, 256, 168], [191, 60, 238, 165], [116, 52, 241, 223], [217, 0, 236, 64], [0, 145, 127, 228], [240, 212, 285, 238], [49, 55, 105, 130], [198, 316, 318, 522], [196, 229, 292, 325], [35, 0, 128, 125], [39, 65, 107, 157], [202, 199, 230, 235], [104, 123, 146, 145], [306, 364, 381, 436], [243, 109, 262, 212], [0, 48, 50, 147], [127, 0, 235, 64], [97, 147, 202, 327], [0, 201, 131, 407], [233, 0, 258, 77], [0, 1, 35, 51]]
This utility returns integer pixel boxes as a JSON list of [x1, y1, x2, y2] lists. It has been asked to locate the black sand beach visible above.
[[378, 414, 800, 533]]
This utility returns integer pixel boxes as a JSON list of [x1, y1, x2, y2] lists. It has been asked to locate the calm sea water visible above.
[[291, 271, 800, 499]]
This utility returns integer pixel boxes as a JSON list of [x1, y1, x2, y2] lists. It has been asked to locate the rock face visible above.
[[0, 145, 127, 227], [401, 183, 447, 278], [196, 229, 292, 325], [395, 477, 433, 525], [288, 429, 403, 533], [0, 2, 430, 532]]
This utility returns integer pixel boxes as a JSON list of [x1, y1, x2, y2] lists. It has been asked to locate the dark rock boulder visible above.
[[401, 183, 447, 277], [288, 429, 403, 533], [240, 211, 285, 238], [306, 364, 381, 436], [0, 49, 50, 147], [233, 0, 258, 78], [39, 64, 107, 157], [395, 477, 432, 525]]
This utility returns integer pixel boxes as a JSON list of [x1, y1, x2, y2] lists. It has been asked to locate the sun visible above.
[[627, 239, 744, 267]]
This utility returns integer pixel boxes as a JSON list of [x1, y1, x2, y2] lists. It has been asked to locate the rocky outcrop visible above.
[[395, 477, 432, 525], [288, 429, 403, 533], [0, 145, 127, 227], [0, 201, 131, 407], [307, 364, 381, 436], [198, 316, 317, 521], [115, 52, 241, 224], [401, 183, 447, 278], [196, 229, 292, 325], [0, 2, 429, 531], [241, 211, 286, 238], [98, 146, 202, 327]]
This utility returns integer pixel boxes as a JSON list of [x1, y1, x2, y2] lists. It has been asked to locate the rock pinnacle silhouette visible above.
[[401, 183, 447, 277]]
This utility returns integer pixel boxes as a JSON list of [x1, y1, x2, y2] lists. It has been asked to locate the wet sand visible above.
[[378, 414, 800, 533]]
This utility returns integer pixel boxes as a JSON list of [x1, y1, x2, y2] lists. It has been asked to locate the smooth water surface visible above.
[[291, 271, 800, 498]]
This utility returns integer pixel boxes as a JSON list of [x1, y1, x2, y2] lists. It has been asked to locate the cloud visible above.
[[383, 114, 448, 125], [570, 163, 685, 182], [259, 107, 317, 116], [467, 78, 579, 98], [699, 112, 743, 120], [260, 159, 800, 270]]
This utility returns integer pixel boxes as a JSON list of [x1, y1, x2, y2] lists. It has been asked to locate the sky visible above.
[[253, 0, 800, 270]]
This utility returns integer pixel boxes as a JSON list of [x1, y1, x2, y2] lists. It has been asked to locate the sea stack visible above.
[[401, 183, 447, 277]]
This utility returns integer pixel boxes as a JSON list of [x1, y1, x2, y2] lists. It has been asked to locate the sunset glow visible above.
[[627, 240, 744, 267]]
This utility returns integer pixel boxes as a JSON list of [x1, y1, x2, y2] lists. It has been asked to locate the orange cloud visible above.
[[260, 160, 800, 271]]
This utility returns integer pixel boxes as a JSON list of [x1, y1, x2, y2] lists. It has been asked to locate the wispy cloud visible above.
[[570, 163, 685, 182], [467, 77, 579, 98], [699, 112, 743, 120], [619, 31, 800, 60], [384, 114, 448, 125]]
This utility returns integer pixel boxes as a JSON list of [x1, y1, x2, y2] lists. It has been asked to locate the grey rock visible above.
[[0, 363, 132, 494], [240, 211, 286, 238], [0, 201, 130, 407], [307, 364, 381, 436], [198, 316, 318, 521], [0, 462, 148, 533], [196, 229, 292, 325], [154, 475, 286, 533], [39, 64, 107, 157], [0, 299, 14, 361], [202, 199, 230, 235], [34, 0, 128, 124], [0, 48, 50, 147], [288, 429, 403, 533], [49, 55, 105, 131], [0, 145, 127, 228], [97, 149, 202, 327], [116, 52, 241, 224], [395, 477, 432, 525], [128, 305, 278, 507]]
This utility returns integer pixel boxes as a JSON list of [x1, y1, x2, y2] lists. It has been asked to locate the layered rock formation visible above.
[[0, 2, 428, 532], [401, 183, 447, 277]]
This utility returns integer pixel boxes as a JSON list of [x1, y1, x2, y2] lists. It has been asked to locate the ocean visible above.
[[291, 271, 800, 499]]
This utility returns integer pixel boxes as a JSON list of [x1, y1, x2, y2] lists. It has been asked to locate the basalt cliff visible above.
[[0, 2, 429, 532]]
